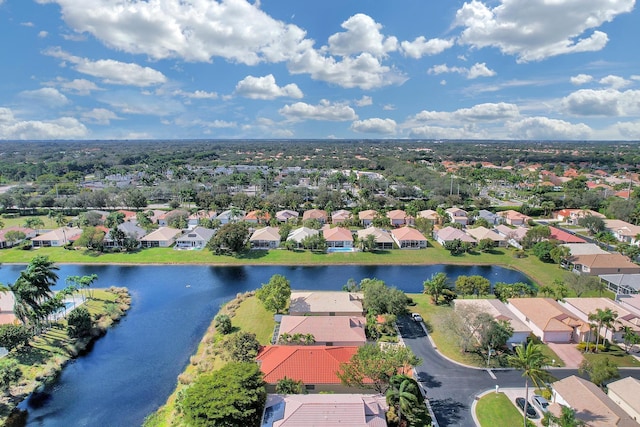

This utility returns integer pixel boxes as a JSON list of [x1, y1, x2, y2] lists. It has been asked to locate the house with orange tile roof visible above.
[[549, 226, 585, 244], [289, 291, 364, 316], [568, 253, 640, 276], [302, 209, 328, 224], [323, 226, 353, 249], [497, 209, 531, 226], [256, 346, 365, 392], [116, 209, 138, 222], [560, 298, 640, 343], [551, 375, 638, 427], [276, 316, 366, 346], [245, 209, 271, 224], [386, 209, 413, 227], [506, 297, 589, 343], [554, 208, 605, 225], [391, 226, 427, 249], [331, 209, 352, 224], [262, 393, 388, 427], [358, 209, 378, 227]]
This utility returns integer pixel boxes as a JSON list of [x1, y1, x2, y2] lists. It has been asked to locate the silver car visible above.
[[532, 395, 549, 413]]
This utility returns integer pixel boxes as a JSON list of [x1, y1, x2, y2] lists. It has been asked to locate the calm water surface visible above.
[[0, 264, 530, 427]]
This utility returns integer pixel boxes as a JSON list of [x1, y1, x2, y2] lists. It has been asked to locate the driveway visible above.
[[396, 315, 640, 427], [547, 342, 584, 368]]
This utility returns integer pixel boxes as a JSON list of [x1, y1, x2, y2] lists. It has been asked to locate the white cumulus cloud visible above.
[[401, 36, 454, 58], [570, 74, 593, 85], [562, 89, 640, 116], [351, 118, 397, 134], [428, 62, 495, 79], [0, 107, 88, 139], [19, 87, 70, 107], [235, 74, 303, 99], [599, 75, 631, 89], [327, 14, 398, 58], [354, 96, 373, 107], [45, 47, 167, 86], [279, 99, 357, 121], [507, 117, 592, 139], [454, 0, 634, 62], [81, 108, 120, 125]]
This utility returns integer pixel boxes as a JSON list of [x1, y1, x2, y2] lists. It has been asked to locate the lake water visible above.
[[0, 264, 530, 427]]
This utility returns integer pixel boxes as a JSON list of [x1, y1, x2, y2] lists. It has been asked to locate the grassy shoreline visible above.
[[0, 243, 564, 287], [0, 287, 131, 426]]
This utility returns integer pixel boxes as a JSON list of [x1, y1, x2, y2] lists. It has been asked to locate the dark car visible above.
[[515, 397, 538, 419]]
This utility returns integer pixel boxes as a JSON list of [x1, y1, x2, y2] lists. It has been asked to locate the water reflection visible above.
[[0, 264, 530, 426]]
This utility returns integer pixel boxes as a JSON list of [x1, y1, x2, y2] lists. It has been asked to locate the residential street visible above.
[[396, 316, 640, 427]]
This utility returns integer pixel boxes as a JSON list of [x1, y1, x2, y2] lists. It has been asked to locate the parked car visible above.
[[515, 397, 538, 418], [532, 395, 549, 413], [411, 313, 423, 322]]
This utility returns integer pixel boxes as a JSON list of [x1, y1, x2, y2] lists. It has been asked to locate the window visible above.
[[305, 384, 315, 391]]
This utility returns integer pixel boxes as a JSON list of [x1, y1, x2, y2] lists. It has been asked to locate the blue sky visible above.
[[1, 0, 639, 141]]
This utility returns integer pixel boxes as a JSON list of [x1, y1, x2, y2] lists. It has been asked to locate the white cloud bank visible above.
[[0, 107, 88, 139], [454, 0, 634, 62], [351, 118, 397, 134], [279, 100, 357, 121], [428, 62, 496, 79]]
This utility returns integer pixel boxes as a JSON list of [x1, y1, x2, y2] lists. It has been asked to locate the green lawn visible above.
[[0, 214, 67, 229], [408, 293, 565, 368], [476, 392, 535, 427], [1, 239, 566, 288], [582, 345, 640, 368], [228, 295, 276, 345]]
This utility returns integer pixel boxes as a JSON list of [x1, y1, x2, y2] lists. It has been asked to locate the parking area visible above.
[[498, 387, 545, 426], [546, 342, 584, 368]]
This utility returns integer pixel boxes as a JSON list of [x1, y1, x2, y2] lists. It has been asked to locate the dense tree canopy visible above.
[[179, 362, 266, 427]]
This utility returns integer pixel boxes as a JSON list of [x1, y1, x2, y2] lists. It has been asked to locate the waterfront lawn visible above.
[[226, 294, 275, 345], [476, 392, 535, 427]]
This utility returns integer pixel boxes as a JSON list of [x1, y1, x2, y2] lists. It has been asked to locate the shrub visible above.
[[67, 306, 93, 338], [576, 342, 605, 352], [214, 314, 232, 335]]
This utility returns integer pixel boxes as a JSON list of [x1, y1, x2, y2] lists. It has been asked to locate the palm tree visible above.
[[423, 272, 450, 305], [507, 342, 553, 427], [589, 308, 617, 351], [24, 217, 45, 234], [386, 375, 420, 426], [9, 256, 59, 333]]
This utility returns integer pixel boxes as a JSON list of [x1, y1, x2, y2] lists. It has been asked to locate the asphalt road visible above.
[[396, 316, 640, 427]]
